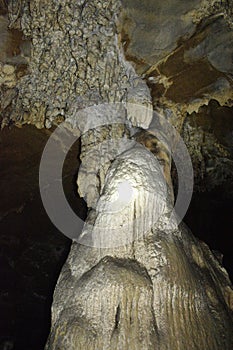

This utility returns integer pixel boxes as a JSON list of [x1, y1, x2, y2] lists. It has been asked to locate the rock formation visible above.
[[45, 141, 233, 350], [0, 0, 233, 349]]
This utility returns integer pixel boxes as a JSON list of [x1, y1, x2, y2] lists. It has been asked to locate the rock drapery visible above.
[[0, 0, 233, 349]]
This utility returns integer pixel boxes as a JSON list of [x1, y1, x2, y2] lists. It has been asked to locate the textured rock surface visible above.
[[121, 0, 202, 65], [182, 100, 233, 192], [121, 0, 233, 67], [1, 1, 233, 349], [119, 0, 233, 194], [46, 145, 233, 350], [1, 0, 151, 130], [1, 0, 154, 207], [79, 144, 169, 248], [47, 256, 158, 350], [1, 0, 233, 198], [121, 0, 233, 124], [0, 11, 30, 127], [42, 1, 233, 349]]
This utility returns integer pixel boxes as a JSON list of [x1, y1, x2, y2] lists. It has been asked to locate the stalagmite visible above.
[[46, 137, 233, 349], [1, 1, 232, 349]]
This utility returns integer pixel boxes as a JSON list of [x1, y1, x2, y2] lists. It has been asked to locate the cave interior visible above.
[[0, 0, 233, 349]]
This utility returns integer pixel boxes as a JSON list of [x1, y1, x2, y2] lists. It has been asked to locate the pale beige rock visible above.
[[2, 64, 15, 75], [46, 145, 233, 350]]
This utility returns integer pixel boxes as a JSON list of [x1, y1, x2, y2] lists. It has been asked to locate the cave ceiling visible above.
[[0, 0, 232, 192], [120, 0, 233, 193]]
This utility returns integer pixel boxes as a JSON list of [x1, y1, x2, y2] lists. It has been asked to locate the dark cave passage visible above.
[[184, 190, 233, 282], [0, 125, 86, 350]]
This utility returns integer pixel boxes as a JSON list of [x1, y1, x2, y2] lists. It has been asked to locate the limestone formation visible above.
[[0, 1, 233, 349], [1, 0, 153, 205], [46, 143, 233, 350], [1, 0, 151, 130], [182, 100, 233, 192], [43, 1, 233, 347]]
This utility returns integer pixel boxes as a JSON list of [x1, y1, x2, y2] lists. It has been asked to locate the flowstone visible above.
[[46, 144, 233, 350]]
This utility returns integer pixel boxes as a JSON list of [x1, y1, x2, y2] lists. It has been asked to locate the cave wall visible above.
[[0, 1, 233, 349]]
